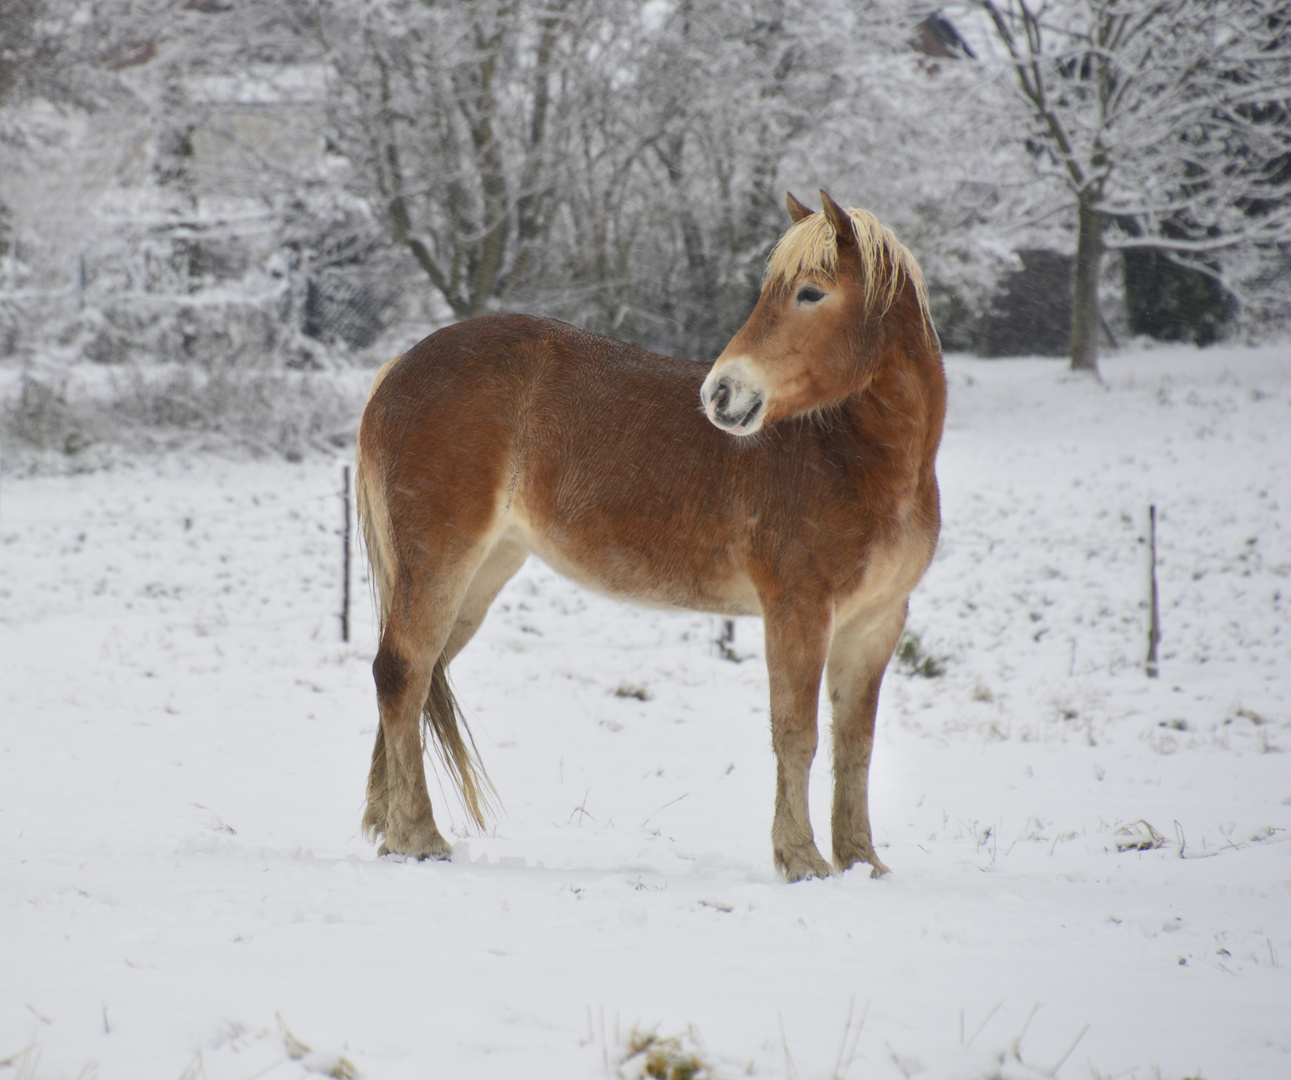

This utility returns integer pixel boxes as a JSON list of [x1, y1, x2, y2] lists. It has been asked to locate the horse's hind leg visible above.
[[364, 537, 527, 857], [827, 602, 907, 877], [368, 554, 487, 858], [371, 604, 452, 859], [441, 534, 529, 665], [763, 597, 834, 882]]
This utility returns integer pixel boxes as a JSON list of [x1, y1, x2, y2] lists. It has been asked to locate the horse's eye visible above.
[[797, 285, 826, 304]]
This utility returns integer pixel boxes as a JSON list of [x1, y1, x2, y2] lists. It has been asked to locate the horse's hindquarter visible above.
[[359, 319, 532, 571]]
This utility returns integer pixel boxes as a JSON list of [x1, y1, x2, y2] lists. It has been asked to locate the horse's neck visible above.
[[842, 342, 943, 458]]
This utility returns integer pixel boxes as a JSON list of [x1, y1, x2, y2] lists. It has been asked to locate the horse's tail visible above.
[[422, 656, 496, 831], [355, 355, 496, 833], [355, 355, 400, 634]]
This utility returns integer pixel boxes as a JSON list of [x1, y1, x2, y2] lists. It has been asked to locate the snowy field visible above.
[[2, 343, 1289, 1080]]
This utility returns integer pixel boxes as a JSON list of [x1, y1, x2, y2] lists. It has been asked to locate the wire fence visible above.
[[0, 459, 361, 642]]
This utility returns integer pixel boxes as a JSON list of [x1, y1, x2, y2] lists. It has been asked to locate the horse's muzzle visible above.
[[701, 368, 766, 436]]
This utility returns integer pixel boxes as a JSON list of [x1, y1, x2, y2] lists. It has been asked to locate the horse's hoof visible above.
[[834, 844, 891, 879], [777, 846, 834, 883], [377, 833, 452, 861]]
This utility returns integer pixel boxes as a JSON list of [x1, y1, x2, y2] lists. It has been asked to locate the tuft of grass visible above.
[[278, 1013, 359, 1079], [893, 630, 946, 678], [1113, 819, 1168, 852], [621, 1027, 712, 1080], [614, 682, 653, 701], [0, 1035, 41, 1080]]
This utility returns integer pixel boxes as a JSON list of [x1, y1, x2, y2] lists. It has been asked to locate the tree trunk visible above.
[[1070, 196, 1104, 375]]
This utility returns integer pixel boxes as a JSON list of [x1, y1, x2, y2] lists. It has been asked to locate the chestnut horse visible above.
[[355, 191, 945, 881]]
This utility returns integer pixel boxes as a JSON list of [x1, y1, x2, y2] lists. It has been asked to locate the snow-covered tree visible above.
[[958, 0, 1291, 374], [0, 0, 112, 127], [317, 0, 610, 322]]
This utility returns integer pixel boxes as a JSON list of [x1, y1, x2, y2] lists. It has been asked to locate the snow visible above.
[[2, 343, 1289, 1079]]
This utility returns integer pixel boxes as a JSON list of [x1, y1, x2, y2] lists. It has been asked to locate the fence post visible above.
[[341, 463, 351, 643], [1146, 504, 1160, 678]]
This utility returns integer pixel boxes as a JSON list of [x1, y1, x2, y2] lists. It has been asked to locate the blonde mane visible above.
[[764, 206, 936, 343]]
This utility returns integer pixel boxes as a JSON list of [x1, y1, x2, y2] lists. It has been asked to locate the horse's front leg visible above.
[[826, 602, 907, 877], [763, 598, 834, 882]]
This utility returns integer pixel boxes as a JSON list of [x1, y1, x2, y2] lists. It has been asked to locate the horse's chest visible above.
[[832, 529, 933, 628]]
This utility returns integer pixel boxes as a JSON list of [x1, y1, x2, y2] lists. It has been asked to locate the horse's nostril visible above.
[[714, 381, 733, 413]]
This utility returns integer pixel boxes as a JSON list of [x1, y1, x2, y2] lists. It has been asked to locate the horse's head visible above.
[[700, 191, 933, 437]]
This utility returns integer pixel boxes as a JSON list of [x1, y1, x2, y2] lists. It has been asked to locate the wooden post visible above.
[[341, 463, 351, 643], [1146, 504, 1160, 678], [717, 618, 738, 662]]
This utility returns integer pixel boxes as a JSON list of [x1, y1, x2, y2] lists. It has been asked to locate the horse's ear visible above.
[[819, 190, 856, 249], [785, 191, 815, 224]]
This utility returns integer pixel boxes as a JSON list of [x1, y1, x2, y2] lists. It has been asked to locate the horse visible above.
[[354, 191, 946, 882]]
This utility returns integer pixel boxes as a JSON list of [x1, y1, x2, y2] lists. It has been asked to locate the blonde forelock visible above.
[[763, 206, 936, 344]]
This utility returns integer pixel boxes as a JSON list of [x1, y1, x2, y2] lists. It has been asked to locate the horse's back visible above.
[[383, 310, 680, 375]]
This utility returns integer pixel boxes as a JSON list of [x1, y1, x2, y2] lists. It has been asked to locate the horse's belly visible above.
[[512, 518, 761, 618]]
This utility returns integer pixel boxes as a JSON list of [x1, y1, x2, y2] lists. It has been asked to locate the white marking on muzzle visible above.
[[701, 358, 767, 437]]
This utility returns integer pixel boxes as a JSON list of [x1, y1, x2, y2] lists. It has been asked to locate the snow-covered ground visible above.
[[2, 344, 1289, 1080]]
